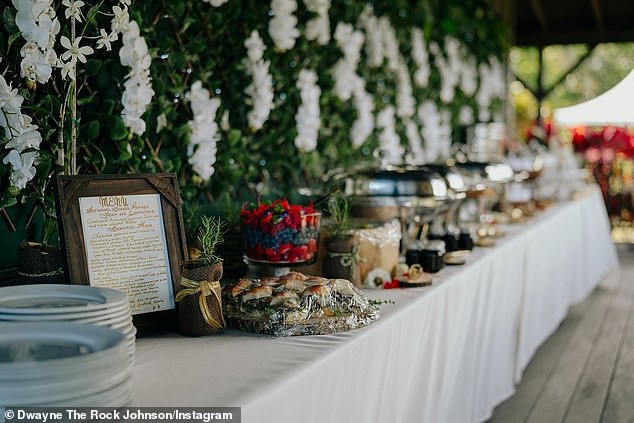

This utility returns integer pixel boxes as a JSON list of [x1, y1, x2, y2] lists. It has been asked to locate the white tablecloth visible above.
[[132, 184, 618, 423]]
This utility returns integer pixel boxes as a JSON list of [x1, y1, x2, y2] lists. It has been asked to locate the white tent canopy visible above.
[[554, 69, 634, 127]]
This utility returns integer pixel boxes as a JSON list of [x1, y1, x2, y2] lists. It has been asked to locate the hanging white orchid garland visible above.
[[477, 56, 505, 122], [268, 0, 300, 52], [294, 69, 321, 153], [12, 0, 60, 85], [376, 106, 403, 166], [244, 30, 275, 132], [332, 22, 374, 148], [411, 28, 430, 88], [303, 0, 331, 45], [186, 81, 222, 182], [119, 20, 155, 136], [418, 101, 451, 163], [0, 74, 42, 191], [405, 120, 425, 165], [360, 8, 419, 163], [358, 6, 383, 68]]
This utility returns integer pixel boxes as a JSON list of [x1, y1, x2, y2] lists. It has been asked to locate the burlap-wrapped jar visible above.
[[17, 241, 65, 285], [176, 261, 225, 336], [322, 233, 362, 287]]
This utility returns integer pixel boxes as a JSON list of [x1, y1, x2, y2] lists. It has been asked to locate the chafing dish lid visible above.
[[455, 161, 513, 183], [418, 164, 466, 193], [349, 168, 448, 199]]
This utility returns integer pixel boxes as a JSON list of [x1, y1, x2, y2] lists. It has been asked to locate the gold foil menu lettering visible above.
[[79, 194, 175, 315]]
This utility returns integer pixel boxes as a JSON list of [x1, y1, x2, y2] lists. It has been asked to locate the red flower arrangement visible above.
[[241, 199, 320, 263]]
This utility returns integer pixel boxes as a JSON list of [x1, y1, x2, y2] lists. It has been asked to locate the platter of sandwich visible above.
[[223, 272, 379, 336]]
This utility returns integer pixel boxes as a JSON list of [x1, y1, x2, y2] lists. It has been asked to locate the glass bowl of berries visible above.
[[241, 199, 321, 265]]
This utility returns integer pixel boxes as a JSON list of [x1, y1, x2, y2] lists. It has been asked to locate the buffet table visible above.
[[132, 184, 618, 423]]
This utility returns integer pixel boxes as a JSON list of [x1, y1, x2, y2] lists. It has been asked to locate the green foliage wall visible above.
[[135, 0, 506, 203], [0, 0, 508, 254]]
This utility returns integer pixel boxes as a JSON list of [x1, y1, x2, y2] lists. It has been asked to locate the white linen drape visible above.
[[132, 184, 618, 423]]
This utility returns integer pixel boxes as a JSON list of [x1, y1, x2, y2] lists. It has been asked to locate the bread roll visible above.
[[241, 285, 273, 303]]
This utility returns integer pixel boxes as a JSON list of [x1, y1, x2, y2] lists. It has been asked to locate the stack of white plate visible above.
[[0, 284, 136, 360], [0, 322, 133, 406]]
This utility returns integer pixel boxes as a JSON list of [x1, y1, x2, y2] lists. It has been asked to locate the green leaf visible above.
[[227, 129, 242, 147], [36, 95, 54, 114], [104, 99, 116, 115], [85, 59, 102, 76], [77, 91, 98, 106], [2, 7, 17, 32], [7, 32, 22, 50], [109, 117, 128, 141], [85, 121, 100, 139], [0, 197, 18, 209], [118, 140, 133, 161], [171, 51, 186, 70], [172, 2, 186, 20], [91, 145, 108, 172]]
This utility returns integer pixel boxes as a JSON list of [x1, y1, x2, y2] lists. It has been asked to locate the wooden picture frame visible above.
[[55, 173, 188, 335]]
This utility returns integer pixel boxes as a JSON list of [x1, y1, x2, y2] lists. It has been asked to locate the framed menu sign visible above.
[[55, 174, 187, 334]]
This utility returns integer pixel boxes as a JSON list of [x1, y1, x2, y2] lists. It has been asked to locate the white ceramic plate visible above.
[[0, 285, 128, 315], [1, 357, 132, 404], [0, 322, 127, 381], [0, 303, 131, 322], [35, 375, 134, 407]]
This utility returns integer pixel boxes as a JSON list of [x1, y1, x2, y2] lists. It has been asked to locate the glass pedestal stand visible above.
[[243, 256, 316, 279]]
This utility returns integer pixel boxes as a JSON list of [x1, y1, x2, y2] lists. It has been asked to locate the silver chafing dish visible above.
[[343, 167, 448, 251], [505, 154, 544, 207], [454, 161, 514, 226], [422, 163, 468, 238]]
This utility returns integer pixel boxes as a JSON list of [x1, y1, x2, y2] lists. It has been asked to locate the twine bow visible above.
[[175, 277, 226, 330], [326, 245, 364, 280], [408, 264, 424, 279]]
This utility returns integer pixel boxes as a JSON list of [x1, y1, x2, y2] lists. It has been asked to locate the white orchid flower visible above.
[[111, 5, 130, 34], [122, 114, 146, 136], [59, 60, 76, 80], [19, 41, 39, 58], [5, 123, 42, 153], [203, 0, 230, 6], [62, 0, 85, 22], [244, 31, 265, 62], [3, 150, 37, 190], [96, 29, 118, 51], [60, 36, 93, 64], [19, 56, 37, 81]]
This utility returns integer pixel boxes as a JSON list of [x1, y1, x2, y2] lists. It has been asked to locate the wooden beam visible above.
[[487, 0, 515, 27], [529, 0, 548, 30], [590, 0, 604, 30], [515, 28, 634, 46]]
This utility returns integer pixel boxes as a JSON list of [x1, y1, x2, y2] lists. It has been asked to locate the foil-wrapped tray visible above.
[[223, 272, 379, 337]]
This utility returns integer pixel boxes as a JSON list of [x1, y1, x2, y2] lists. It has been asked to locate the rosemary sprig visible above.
[[369, 299, 396, 306], [327, 196, 351, 240], [198, 215, 228, 265]]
